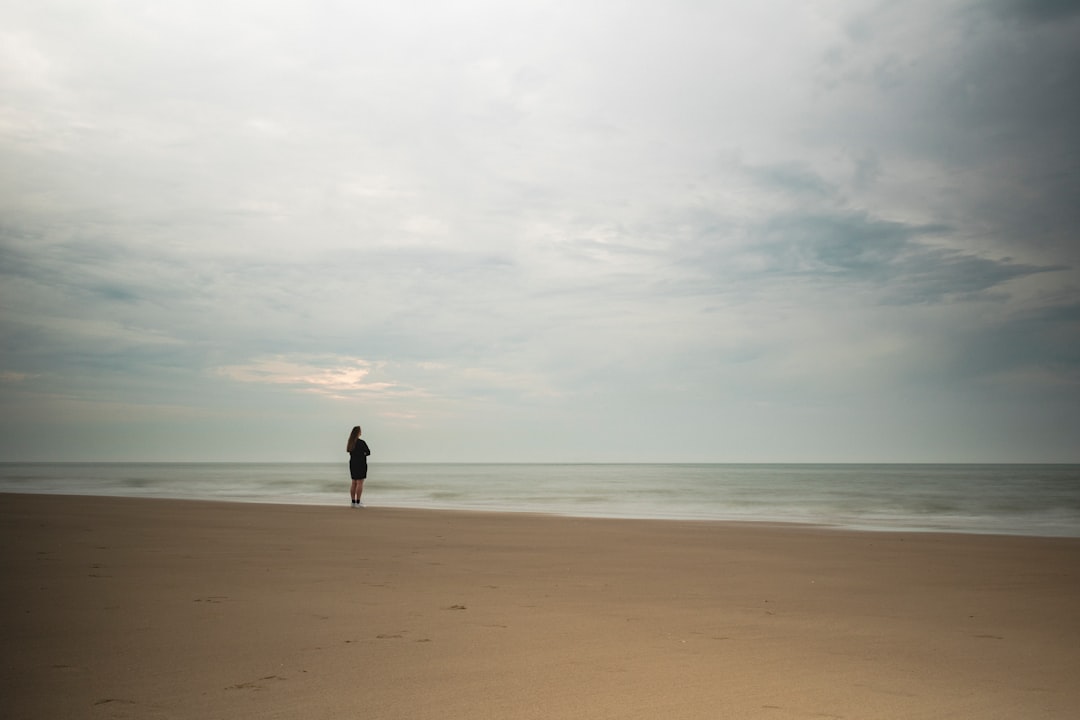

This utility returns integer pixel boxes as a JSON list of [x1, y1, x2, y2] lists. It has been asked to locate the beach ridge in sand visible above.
[[2, 493, 1078, 719]]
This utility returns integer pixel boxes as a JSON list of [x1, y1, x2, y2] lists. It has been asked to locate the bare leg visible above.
[[351, 480, 361, 503]]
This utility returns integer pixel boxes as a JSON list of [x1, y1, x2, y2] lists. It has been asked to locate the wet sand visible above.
[[2, 493, 1078, 719]]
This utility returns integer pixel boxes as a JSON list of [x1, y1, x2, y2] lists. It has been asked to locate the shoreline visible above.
[[2, 493, 1079, 719], [2, 489, 1078, 539], [3, 462, 1078, 539]]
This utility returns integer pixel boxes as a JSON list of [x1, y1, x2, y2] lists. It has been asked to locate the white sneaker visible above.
[[357, 501, 365, 508]]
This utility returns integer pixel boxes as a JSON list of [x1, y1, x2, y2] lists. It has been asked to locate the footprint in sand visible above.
[[227, 675, 286, 691], [94, 698, 135, 706]]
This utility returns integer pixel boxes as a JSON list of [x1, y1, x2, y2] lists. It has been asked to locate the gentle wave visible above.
[[2, 462, 1079, 537]]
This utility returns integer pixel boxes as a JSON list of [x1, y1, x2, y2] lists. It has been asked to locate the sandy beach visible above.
[[2, 493, 1078, 719]]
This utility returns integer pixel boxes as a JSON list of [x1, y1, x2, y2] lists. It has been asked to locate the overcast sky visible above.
[[2, 0, 1078, 463]]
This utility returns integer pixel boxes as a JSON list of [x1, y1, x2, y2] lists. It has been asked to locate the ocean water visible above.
[[1, 462, 1079, 537]]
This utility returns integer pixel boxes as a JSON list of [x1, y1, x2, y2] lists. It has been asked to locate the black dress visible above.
[[349, 439, 371, 480]]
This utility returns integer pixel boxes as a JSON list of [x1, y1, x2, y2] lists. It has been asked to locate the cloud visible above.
[[1, 0, 1078, 461], [743, 161, 838, 200], [954, 301, 1080, 387], [991, 0, 1080, 22], [809, 2, 1080, 270], [748, 212, 1064, 304], [216, 355, 408, 399]]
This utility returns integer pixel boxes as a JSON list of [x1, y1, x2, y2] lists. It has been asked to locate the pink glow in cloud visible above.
[[216, 355, 403, 398]]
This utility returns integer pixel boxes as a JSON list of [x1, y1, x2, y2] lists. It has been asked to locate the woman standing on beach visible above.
[[347, 426, 371, 508]]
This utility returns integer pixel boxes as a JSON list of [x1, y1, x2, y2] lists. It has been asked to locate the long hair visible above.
[[347, 425, 361, 453]]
